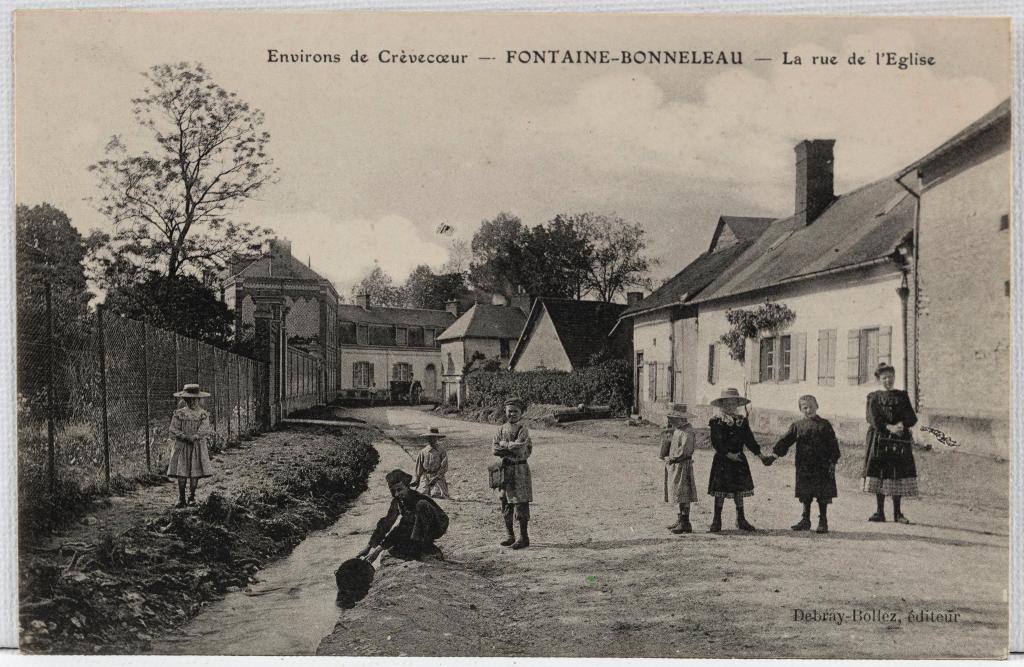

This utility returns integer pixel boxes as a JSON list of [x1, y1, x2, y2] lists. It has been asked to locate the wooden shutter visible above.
[[847, 329, 861, 385], [711, 345, 720, 385], [707, 345, 715, 385], [368, 363, 375, 387], [746, 337, 760, 384], [648, 362, 657, 400], [878, 325, 892, 366], [817, 330, 828, 385], [793, 332, 806, 382]]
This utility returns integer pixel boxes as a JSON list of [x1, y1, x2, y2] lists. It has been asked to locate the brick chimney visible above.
[[626, 291, 643, 306], [266, 237, 293, 258], [794, 140, 835, 225], [356, 292, 370, 310], [445, 300, 459, 317], [510, 294, 533, 314]]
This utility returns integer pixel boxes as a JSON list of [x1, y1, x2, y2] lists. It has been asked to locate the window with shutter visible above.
[[858, 327, 880, 383], [707, 345, 716, 385], [878, 326, 892, 366], [648, 362, 658, 399], [818, 329, 836, 385], [847, 329, 861, 385], [778, 335, 792, 381]]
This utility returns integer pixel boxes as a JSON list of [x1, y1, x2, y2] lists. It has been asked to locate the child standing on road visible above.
[[662, 405, 698, 534], [413, 427, 450, 499], [492, 396, 533, 549], [770, 395, 842, 533], [166, 384, 215, 508]]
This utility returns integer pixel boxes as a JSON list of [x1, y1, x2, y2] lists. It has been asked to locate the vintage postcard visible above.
[[11, 9, 1014, 658]]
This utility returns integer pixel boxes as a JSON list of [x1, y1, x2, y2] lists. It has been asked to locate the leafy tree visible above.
[[104, 272, 234, 345], [522, 215, 591, 299], [351, 265, 405, 307], [468, 212, 529, 295], [440, 237, 472, 277], [402, 264, 469, 310], [89, 62, 276, 280], [575, 213, 655, 303], [16, 203, 92, 311]]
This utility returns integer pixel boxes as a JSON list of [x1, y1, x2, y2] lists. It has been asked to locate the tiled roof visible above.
[[511, 298, 627, 369], [695, 176, 914, 303], [620, 241, 757, 318], [437, 303, 527, 341], [337, 304, 456, 328]]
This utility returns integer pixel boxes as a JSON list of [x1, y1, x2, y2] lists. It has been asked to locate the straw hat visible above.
[[667, 403, 690, 425], [710, 388, 750, 408], [173, 383, 210, 398], [417, 427, 447, 439]]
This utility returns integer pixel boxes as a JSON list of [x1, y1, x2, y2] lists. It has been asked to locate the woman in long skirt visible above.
[[862, 363, 919, 524]]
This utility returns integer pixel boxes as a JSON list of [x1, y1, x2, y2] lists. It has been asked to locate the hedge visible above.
[[463, 359, 633, 414]]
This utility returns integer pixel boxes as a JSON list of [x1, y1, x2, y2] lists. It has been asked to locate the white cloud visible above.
[[277, 213, 449, 295]]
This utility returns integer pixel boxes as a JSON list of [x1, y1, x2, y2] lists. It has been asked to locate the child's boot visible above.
[[672, 506, 692, 534], [175, 481, 186, 509], [792, 501, 812, 531], [736, 504, 756, 532], [500, 514, 516, 546], [666, 514, 684, 531], [816, 502, 829, 533], [868, 493, 886, 522], [512, 518, 530, 549], [709, 498, 723, 533]]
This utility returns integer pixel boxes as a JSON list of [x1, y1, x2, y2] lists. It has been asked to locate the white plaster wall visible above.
[[338, 347, 442, 391], [512, 309, 573, 371], [696, 269, 905, 420], [632, 312, 672, 406]]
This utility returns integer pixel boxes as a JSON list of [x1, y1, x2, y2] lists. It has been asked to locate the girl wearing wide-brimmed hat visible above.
[[166, 383, 215, 508], [492, 396, 533, 549], [707, 388, 772, 532], [862, 363, 919, 524], [413, 427, 450, 499]]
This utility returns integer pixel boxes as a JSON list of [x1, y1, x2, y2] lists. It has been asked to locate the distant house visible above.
[[438, 300, 529, 406], [336, 294, 456, 401], [509, 297, 631, 373], [616, 216, 772, 425], [220, 237, 340, 398], [897, 99, 1011, 454]]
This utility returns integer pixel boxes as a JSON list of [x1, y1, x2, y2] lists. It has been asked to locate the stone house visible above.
[[897, 99, 1011, 455], [438, 299, 529, 406], [616, 216, 773, 426], [336, 293, 455, 401], [509, 297, 632, 373]]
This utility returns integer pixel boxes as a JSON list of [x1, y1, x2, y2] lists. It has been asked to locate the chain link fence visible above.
[[17, 283, 269, 521]]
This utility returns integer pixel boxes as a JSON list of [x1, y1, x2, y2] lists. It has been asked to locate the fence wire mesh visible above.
[[17, 285, 270, 513]]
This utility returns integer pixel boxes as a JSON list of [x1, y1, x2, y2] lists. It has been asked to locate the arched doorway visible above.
[[423, 364, 437, 400]]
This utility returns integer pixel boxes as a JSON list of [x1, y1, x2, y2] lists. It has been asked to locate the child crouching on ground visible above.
[[769, 395, 841, 533], [661, 405, 697, 534]]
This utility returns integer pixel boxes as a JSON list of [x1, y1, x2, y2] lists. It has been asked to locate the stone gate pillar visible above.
[[253, 297, 285, 429]]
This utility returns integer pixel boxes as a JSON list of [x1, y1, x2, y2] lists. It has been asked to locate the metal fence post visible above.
[[142, 322, 151, 472], [174, 334, 180, 391], [45, 283, 55, 494], [235, 357, 242, 436], [97, 304, 111, 489], [210, 346, 219, 435], [224, 350, 231, 439]]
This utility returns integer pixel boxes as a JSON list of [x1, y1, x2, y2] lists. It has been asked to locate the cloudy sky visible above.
[[15, 12, 1010, 295]]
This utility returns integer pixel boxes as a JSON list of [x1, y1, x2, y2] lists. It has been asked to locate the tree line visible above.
[[19, 61, 657, 358]]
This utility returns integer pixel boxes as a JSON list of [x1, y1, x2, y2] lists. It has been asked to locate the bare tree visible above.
[[90, 62, 276, 279]]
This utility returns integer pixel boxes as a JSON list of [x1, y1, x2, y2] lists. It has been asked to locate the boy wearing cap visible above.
[[492, 396, 533, 549], [413, 427, 450, 499]]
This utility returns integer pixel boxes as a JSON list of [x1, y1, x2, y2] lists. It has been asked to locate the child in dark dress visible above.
[[770, 395, 841, 533]]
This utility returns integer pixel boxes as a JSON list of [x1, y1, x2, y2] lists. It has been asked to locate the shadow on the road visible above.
[[753, 527, 1001, 549], [905, 521, 1008, 538], [540, 536, 683, 551]]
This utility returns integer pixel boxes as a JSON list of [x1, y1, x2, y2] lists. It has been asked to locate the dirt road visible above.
[[318, 407, 1008, 659]]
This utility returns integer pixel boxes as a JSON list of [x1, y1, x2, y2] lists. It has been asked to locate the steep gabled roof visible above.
[[337, 304, 455, 329], [510, 298, 628, 369], [620, 240, 757, 319], [437, 303, 527, 341], [694, 176, 914, 303], [708, 216, 776, 252]]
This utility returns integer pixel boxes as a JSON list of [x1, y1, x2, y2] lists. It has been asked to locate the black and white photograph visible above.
[[8, 8, 1016, 659]]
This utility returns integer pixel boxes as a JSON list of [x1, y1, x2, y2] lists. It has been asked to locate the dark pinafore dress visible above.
[[862, 389, 919, 497]]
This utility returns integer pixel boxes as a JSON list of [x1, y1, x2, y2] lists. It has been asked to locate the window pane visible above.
[[760, 338, 775, 381], [424, 328, 435, 347], [779, 335, 791, 381], [339, 321, 357, 345], [369, 325, 397, 346], [408, 327, 425, 347], [396, 328, 408, 346], [356, 325, 368, 346]]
